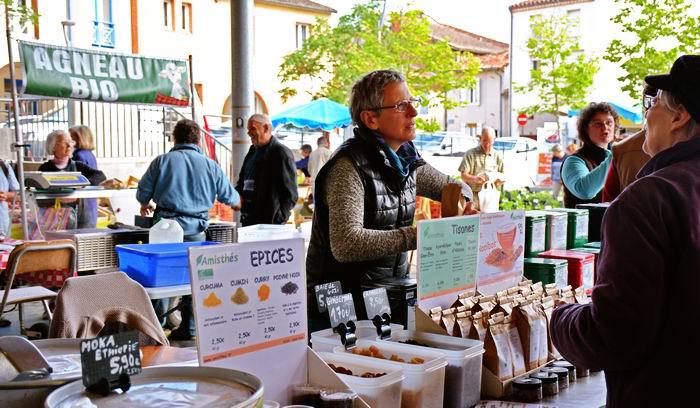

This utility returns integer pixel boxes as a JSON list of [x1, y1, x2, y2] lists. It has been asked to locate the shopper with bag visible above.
[[458, 126, 505, 211]]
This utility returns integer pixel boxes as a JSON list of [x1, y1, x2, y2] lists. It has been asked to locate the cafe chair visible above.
[[0, 239, 76, 338], [49, 271, 169, 346]]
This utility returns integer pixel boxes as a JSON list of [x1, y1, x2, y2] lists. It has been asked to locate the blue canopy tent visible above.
[[568, 102, 643, 124], [271, 98, 352, 131]]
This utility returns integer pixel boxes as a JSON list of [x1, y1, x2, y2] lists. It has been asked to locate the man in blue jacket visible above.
[[138, 118, 240, 340]]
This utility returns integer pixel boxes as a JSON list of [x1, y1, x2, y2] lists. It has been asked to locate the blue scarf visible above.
[[368, 130, 420, 180]]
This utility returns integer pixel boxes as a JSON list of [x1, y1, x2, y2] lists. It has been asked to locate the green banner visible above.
[[19, 41, 190, 106]]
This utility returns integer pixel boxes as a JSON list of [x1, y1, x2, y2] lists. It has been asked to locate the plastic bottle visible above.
[[149, 218, 184, 243]]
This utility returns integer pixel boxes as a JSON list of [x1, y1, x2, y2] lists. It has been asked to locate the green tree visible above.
[[278, 1, 480, 114], [605, 0, 700, 100], [517, 14, 598, 135], [415, 117, 441, 133]]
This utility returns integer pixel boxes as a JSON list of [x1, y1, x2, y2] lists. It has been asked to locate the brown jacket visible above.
[[612, 131, 650, 190]]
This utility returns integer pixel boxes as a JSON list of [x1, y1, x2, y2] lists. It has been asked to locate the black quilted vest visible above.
[[306, 127, 424, 328], [563, 143, 608, 208]]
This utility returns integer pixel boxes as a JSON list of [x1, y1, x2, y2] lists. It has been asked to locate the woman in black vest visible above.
[[306, 70, 475, 333], [561, 102, 619, 208]]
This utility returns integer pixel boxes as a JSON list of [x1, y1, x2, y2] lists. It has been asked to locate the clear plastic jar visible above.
[[512, 377, 543, 402], [319, 389, 357, 408], [531, 371, 559, 396], [549, 360, 576, 383], [543, 366, 569, 389], [290, 384, 321, 406]]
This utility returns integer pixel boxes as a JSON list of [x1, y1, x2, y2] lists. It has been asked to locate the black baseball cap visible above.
[[645, 55, 700, 123]]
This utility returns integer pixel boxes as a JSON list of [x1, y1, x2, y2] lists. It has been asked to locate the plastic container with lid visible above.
[[318, 352, 403, 408], [525, 211, 548, 257], [531, 371, 559, 396], [511, 377, 542, 402], [319, 389, 357, 408], [541, 211, 568, 250], [537, 249, 595, 291], [310, 321, 405, 353], [44, 366, 263, 408], [548, 360, 576, 383], [524, 257, 568, 287], [576, 202, 610, 242], [333, 339, 447, 408], [542, 366, 570, 389], [381, 330, 484, 408], [549, 208, 589, 249]]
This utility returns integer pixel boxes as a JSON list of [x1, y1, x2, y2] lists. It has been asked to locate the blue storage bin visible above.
[[115, 242, 219, 287]]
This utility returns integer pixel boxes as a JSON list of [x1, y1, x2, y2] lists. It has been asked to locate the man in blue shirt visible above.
[[137, 118, 240, 341]]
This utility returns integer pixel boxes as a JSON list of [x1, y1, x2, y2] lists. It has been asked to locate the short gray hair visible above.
[[660, 90, 700, 139], [349, 69, 406, 126], [248, 113, 271, 127], [45, 129, 69, 156]]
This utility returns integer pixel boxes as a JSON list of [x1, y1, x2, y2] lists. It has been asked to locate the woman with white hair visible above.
[[550, 55, 700, 406], [38, 130, 106, 229]]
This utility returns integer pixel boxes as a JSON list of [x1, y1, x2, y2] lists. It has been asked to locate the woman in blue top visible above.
[[562, 102, 619, 208], [70, 125, 99, 228]]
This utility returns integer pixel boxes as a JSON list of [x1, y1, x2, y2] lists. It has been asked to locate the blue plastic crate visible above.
[[115, 242, 219, 287]]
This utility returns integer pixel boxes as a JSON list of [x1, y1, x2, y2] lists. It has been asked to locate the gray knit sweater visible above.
[[324, 157, 472, 263]]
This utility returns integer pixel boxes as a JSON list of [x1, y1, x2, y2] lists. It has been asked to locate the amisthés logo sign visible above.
[[195, 253, 239, 267]]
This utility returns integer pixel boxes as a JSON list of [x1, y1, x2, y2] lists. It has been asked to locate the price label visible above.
[[314, 281, 342, 313], [80, 332, 141, 389], [363, 287, 391, 319], [326, 293, 357, 328]]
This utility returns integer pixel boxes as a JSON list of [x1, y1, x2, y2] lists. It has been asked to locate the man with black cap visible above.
[[551, 55, 700, 407]]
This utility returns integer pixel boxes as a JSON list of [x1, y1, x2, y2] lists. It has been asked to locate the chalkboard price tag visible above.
[[326, 293, 357, 329], [80, 332, 141, 392], [314, 281, 342, 313], [363, 288, 391, 319]]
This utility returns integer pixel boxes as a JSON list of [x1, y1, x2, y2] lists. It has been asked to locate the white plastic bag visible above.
[[479, 183, 501, 213]]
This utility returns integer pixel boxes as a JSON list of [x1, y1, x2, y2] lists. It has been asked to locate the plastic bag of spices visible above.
[[454, 311, 472, 339], [439, 308, 457, 336], [504, 314, 527, 377], [531, 281, 544, 293], [561, 287, 576, 304], [539, 296, 561, 359], [484, 312, 514, 380], [475, 295, 497, 314], [528, 295, 550, 366], [491, 296, 515, 317], [429, 306, 442, 326], [468, 311, 489, 341], [574, 286, 589, 304], [512, 298, 543, 371]]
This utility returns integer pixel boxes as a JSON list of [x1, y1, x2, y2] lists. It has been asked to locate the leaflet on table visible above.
[[477, 211, 525, 295], [417, 215, 480, 312], [189, 238, 307, 404]]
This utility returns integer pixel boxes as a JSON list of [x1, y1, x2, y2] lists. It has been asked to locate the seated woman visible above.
[[561, 102, 618, 208], [38, 130, 106, 230]]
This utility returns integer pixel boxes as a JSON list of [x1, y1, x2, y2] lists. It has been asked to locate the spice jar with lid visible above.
[[320, 389, 357, 408], [531, 371, 559, 396], [512, 377, 543, 402], [543, 366, 569, 389], [291, 384, 322, 406], [576, 366, 590, 377], [549, 360, 576, 382]]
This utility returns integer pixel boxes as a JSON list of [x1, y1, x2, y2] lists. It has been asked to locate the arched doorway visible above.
[[221, 91, 269, 118]]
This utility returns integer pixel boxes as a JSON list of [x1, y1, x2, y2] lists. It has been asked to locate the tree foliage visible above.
[[605, 0, 700, 100], [2, 0, 40, 30], [516, 14, 598, 118], [278, 1, 480, 110]]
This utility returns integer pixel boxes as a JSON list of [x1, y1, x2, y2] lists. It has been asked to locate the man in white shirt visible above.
[[308, 133, 332, 181]]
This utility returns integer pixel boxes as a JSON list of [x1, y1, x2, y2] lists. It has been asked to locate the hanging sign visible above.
[[18, 40, 190, 106], [417, 215, 480, 311], [189, 239, 307, 404]]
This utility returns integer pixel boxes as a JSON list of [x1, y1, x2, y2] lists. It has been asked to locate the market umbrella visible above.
[[271, 98, 352, 131], [568, 102, 643, 124]]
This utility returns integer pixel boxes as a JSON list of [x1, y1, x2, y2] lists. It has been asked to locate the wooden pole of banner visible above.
[[4, 4, 29, 239], [188, 55, 195, 120]]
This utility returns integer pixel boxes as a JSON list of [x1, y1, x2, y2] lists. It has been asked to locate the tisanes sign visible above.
[[18, 41, 190, 106]]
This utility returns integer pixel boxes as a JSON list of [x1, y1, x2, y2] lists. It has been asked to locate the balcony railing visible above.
[[92, 20, 115, 48]]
